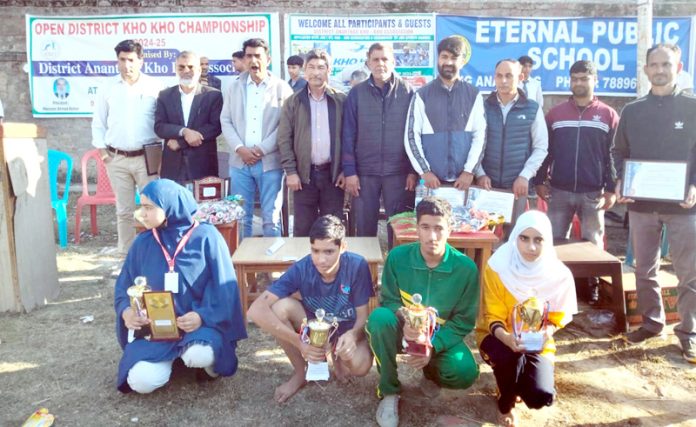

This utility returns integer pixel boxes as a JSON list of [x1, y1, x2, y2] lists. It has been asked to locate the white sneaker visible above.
[[376, 394, 399, 427]]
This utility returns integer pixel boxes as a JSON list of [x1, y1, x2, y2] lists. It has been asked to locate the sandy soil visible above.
[[1, 201, 695, 427]]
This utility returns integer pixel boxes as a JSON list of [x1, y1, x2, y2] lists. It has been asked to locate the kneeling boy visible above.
[[248, 215, 374, 403]]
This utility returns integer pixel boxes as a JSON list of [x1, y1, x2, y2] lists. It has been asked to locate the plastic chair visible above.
[[47, 149, 73, 248], [74, 149, 116, 244]]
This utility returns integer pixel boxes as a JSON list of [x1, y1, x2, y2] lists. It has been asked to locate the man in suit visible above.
[[155, 51, 223, 183], [200, 56, 222, 90]]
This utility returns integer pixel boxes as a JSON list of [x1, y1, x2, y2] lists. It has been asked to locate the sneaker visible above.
[[623, 327, 664, 344], [680, 339, 696, 364], [376, 395, 399, 427], [418, 376, 441, 399]]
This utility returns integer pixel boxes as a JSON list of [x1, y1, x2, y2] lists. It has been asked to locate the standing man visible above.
[[92, 39, 163, 256], [199, 56, 222, 90], [476, 58, 548, 228], [613, 44, 696, 364], [518, 55, 544, 108], [342, 42, 416, 244], [232, 50, 246, 76], [535, 60, 618, 304], [286, 55, 307, 93], [366, 197, 479, 427], [220, 38, 293, 238], [155, 51, 223, 183], [278, 49, 346, 236], [405, 35, 486, 191]]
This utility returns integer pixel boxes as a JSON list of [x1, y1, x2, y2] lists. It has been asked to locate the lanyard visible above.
[[151, 221, 199, 272]]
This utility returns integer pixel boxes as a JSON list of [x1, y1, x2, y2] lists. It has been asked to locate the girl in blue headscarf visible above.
[[114, 179, 247, 393]]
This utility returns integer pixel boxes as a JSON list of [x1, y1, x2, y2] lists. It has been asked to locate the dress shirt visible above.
[[521, 77, 544, 108], [179, 85, 196, 126], [92, 73, 164, 150], [309, 88, 331, 165], [244, 75, 267, 148]]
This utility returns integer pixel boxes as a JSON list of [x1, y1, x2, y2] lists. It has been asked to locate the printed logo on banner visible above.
[[41, 40, 60, 59], [455, 35, 472, 67]]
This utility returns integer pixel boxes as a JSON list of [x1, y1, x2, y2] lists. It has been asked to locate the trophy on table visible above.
[[511, 296, 549, 353], [126, 276, 151, 343], [300, 308, 338, 381], [401, 293, 438, 357]]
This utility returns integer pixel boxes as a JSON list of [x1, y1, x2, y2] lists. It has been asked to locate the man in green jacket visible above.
[[366, 197, 480, 427], [277, 48, 347, 236]]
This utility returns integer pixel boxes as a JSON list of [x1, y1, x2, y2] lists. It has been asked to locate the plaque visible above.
[[622, 159, 689, 203], [193, 176, 226, 202], [142, 291, 180, 341], [143, 142, 163, 176]]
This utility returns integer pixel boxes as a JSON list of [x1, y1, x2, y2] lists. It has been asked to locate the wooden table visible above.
[[232, 237, 383, 321], [391, 224, 498, 286], [136, 219, 238, 257], [555, 241, 627, 332]]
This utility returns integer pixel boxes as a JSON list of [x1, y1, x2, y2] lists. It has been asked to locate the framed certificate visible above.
[[622, 160, 689, 202], [142, 291, 180, 341], [466, 186, 515, 223]]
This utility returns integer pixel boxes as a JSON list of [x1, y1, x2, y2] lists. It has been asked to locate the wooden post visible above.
[[637, 0, 653, 97], [0, 123, 59, 312]]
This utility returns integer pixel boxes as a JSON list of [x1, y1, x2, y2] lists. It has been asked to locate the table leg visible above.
[[236, 265, 249, 323], [479, 244, 493, 286], [611, 266, 627, 333]]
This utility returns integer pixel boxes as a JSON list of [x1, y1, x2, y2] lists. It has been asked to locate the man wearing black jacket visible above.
[[613, 44, 696, 364], [155, 51, 223, 183]]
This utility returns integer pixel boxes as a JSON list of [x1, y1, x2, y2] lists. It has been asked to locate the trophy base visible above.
[[519, 332, 544, 353], [404, 340, 431, 357]]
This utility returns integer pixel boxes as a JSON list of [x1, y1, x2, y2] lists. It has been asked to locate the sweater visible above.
[[381, 242, 479, 354], [612, 89, 696, 214]]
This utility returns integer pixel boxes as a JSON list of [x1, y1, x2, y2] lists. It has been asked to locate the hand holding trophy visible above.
[[300, 308, 338, 381], [401, 293, 438, 357], [126, 276, 151, 343], [511, 296, 549, 353]]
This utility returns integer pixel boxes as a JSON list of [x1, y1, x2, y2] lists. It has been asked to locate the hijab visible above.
[[488, 210, 577, 318], [141, 178, 197, 242]]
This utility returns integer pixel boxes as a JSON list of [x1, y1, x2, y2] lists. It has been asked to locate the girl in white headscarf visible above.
[[475, 210, 577, 427]]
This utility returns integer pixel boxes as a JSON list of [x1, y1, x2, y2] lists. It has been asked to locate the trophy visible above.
[[300, 309, 338, 381], [511, 296, 550, 353], [126, 276, 151, 342], [401, 294, 438, 357]]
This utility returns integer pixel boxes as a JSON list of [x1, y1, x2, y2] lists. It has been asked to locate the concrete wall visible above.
[[0, 1, 693, 180]]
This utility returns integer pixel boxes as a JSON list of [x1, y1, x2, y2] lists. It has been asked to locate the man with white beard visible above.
[[155, 51, 223, 183]]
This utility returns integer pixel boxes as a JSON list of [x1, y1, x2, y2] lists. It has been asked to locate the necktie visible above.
[[523, 80, 528, 95]]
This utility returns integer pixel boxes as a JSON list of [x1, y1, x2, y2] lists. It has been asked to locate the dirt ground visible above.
[[1, 199, 695, 427]]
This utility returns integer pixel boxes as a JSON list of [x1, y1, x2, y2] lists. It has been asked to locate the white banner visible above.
[[26, 13, 281, 118], [285, 14, 436, 92]]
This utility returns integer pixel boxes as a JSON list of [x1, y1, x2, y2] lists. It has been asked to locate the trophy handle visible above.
[[299, 318, 310, 344], [327, 319, 340, 343]]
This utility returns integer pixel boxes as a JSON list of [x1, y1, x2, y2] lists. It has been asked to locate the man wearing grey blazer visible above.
[[220, 38, 293, 238]]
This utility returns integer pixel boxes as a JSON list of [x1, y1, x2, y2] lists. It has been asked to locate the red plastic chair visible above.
[[74, 149, 116, 243]]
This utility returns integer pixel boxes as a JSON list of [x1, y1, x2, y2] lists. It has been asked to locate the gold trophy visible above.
[[126, 276, 151, 342], [300, 309, 338, 381], [511, 296, 549, 353], [401, 293, 437, 357], [301, 308, 338, 349]]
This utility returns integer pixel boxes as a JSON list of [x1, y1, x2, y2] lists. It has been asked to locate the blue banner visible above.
[[436, 16, 692, 96]]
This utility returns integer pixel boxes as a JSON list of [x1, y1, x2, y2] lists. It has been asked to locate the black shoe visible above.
[[623, 327, 664, 344]]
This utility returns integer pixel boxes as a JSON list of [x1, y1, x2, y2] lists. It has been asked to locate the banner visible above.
[[286, 14, 436, 92], [26, 13, 280, 117], [436, 16, 692, 96]]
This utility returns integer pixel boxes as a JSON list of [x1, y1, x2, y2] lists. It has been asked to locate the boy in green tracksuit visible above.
[[366, 197, 480, 427]]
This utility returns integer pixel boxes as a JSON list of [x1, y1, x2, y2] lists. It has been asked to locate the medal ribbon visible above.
[[151, 221, 199, 272]]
